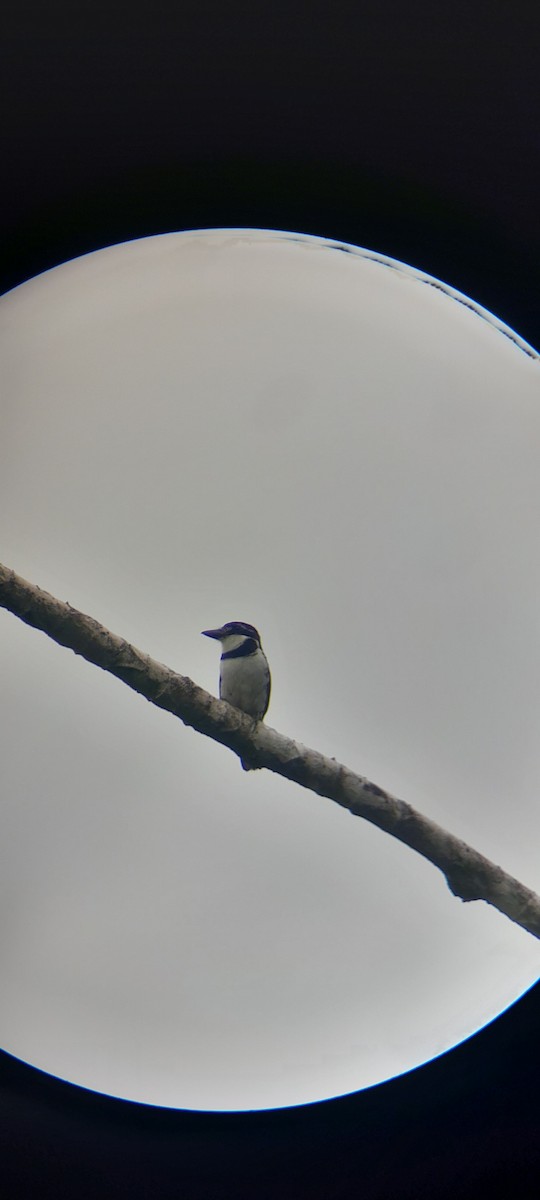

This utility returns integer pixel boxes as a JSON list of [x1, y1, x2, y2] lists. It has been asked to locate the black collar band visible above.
[[222, 638, 258, 659]]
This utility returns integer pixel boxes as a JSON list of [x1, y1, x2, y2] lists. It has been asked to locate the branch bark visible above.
[[1, 561, 540, 940]]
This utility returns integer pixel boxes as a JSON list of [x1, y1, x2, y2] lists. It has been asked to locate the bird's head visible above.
[[202, 621, 262, 652]]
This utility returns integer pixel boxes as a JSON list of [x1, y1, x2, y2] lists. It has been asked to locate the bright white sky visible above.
[[1, 229, 539, 1111]]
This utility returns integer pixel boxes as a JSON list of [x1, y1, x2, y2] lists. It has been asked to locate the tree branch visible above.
[[1, 561, 539, 940]]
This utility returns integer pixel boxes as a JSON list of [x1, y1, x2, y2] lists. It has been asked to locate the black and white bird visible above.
[[201, 621, 271, 768]]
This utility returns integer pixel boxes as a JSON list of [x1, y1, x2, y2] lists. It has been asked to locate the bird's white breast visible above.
[[220, 648, 270, 720]]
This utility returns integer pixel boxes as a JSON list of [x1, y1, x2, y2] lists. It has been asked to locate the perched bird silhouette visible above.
[[201, 621, 271, 769]]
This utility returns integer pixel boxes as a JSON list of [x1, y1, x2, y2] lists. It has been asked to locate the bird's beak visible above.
[[201, 628, 224, 640]]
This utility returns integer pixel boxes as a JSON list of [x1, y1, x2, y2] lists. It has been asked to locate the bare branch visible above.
[[1, 560, 539, 940]]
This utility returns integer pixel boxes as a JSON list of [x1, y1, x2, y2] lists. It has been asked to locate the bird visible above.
[[201, 621, 271, 769]]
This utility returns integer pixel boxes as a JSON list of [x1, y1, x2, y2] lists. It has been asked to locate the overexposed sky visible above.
[[1, 229, 539, 1110]]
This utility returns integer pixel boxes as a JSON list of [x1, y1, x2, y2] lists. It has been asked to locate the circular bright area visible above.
[[1, 229, 539, 1111]]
